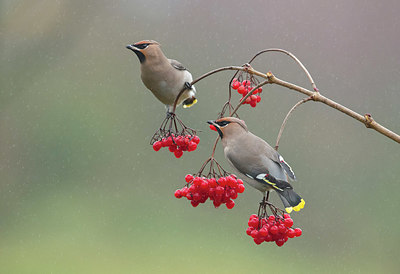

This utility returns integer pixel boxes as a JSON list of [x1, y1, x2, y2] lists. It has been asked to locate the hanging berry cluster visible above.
[[231, 78, 262, 107], [174, 158, 245, 208], [246, 214, 302, 246], [150, 113, 199, 158], [174, 174, 245, 208], [153, 134, 200, 158]]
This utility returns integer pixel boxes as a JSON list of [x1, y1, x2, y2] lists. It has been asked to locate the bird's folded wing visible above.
[[169, 59, 187, 71]]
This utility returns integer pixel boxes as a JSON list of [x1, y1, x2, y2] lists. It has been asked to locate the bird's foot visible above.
[[184, 82, 192, 89], [166, 111, 175, 119]]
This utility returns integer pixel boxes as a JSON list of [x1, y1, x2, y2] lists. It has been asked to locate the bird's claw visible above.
[[184, 82, 192, 89]]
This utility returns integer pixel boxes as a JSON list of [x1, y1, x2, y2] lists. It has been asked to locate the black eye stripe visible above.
[[216, 121, 230, 127], [134, 43, 149, 49]]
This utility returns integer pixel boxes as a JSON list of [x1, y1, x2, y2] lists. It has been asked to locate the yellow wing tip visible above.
[[183, 98, 198, 108]]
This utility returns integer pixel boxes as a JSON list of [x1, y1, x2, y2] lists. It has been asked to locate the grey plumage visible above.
[[126, 40, 197, 112], [208, 117, 305, 213]]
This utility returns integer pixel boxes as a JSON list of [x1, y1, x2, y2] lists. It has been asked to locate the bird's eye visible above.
[[217, 121, 230, 127], [134, 43, 149, 49]]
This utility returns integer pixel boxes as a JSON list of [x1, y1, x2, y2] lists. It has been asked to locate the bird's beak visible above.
[[126, 44, 138, 52], [207, 120, 222, 137]]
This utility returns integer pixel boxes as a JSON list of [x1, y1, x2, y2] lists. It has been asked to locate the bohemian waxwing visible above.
[[208, 117, 305, 213], [126, 40, 197, 112]]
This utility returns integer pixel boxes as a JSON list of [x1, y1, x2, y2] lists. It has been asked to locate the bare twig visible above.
[[275, 97, 313, 151], [248, 48, 318, 92]]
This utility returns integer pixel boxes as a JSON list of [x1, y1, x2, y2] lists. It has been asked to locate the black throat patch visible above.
[[134, 50, 146, 63]]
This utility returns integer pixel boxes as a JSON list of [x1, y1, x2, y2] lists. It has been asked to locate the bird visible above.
[[207, 117, 305, 213], [126, 40, 197, 113]]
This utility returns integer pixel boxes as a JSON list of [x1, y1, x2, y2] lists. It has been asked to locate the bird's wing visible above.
[[254, 133, 297, 181], [275, 153, 296, 181], [169, 59, 187, 71], [226, 149, 291, 191]]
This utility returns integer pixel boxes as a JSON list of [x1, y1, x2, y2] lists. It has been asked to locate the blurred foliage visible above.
[[1, 0, 400, 273]]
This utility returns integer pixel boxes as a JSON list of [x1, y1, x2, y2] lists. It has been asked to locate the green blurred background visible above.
[[1, 0, 400, 273]]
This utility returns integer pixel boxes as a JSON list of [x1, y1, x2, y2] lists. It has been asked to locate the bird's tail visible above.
[[183, 96, 197, 108], [277, 188, 305, 214], [182, 86, 197, 108]]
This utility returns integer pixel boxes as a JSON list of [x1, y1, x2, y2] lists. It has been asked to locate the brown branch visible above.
[[264, 72, 400, 144], [275, 97, 313, 151], [171, 58, 399, 144]]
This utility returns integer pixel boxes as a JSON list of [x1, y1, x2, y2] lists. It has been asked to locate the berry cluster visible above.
[[174, 174, 245, 208], [152, 134, 200, 158], [231, 78, 262, 107], [246, 214, 302, 247]]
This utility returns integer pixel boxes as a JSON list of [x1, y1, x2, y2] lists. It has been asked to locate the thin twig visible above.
[[248, 48, 318, 92], [172, 66, 249, 113], [275, 97, 313, 151]]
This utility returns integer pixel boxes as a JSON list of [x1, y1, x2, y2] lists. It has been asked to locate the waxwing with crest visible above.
[[207, 117, 305, 213], [126, 40, 197, 112]]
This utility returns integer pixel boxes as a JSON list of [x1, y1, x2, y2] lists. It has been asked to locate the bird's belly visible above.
[[141, 73, 189, 106]]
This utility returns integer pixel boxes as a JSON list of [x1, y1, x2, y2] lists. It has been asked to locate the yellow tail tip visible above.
[[183, 98, 198, 108], [293, 199, 306, 212], [285, 207, 293, 213]]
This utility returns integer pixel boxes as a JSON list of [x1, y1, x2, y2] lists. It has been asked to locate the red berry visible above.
[[237, 184, 245, 193], [232, 81, 240, 90], [238, 85, 246, 95], [259, 227, 269, 237], [200, 181, 209, 192], [287, 229, 296, 238], [174, 149, 183, 158], [217, 177, 227, 187], [268, 215, 275, 221], [250, 230, 259, 239], [248, 218, 259, 228], [208, 178, 217, 188], [250, 95, 257, 101], [283, 213, 290, 219], [246, 227, 254, 236], [191, 200, 199, 207], [192, 192, 201, 202], [192, 135, 200, 144], [152, 141, 162, 151], [209, 124, 217, 131], [254, 238, 263, 245], [229, 189, 238, 199], [250, 100, 257, 107], [294, 228, 302, 237], [245, 97, 251, 104], [284, 218, 294, 228], [275, 239, 285, 247], [174, 189, 182, 198], [213, 199, 221, 208], [215, 186, 224, 195], [256, 95, 261, 103], [185, 174, 194, 183], [278, 224, 287, 234], [188, 142, 197, 152], [193, 177, 203, 186], [242, 80, 251, 86], [226, 199, 235, 209], [269, 225, 278, 235]]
